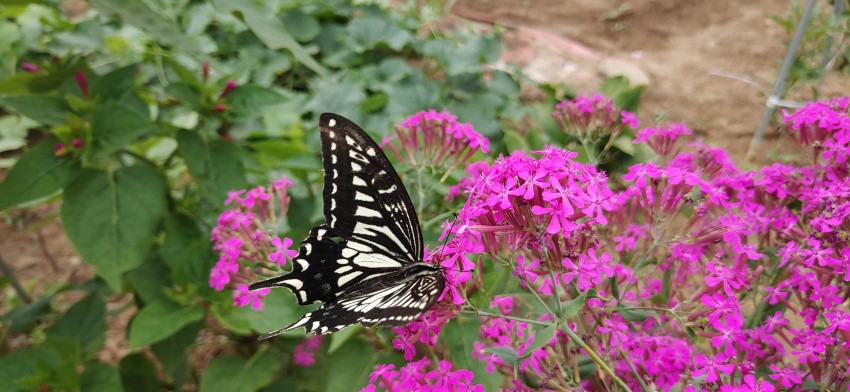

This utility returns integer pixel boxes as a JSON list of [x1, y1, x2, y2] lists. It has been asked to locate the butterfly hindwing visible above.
[[258, 268, 445, 338]]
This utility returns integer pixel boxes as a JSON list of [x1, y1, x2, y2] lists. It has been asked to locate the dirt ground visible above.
[[2, 0, 848, 369]]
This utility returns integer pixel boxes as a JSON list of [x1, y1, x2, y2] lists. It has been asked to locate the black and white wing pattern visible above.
[[250, 113, 445, 337]]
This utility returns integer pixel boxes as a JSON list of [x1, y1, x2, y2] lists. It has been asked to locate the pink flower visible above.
[[269, 237, 298, 265], [233, 284, 269, 310]]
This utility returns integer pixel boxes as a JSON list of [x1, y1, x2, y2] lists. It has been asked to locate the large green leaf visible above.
[[0, 95, 70, 125], [161, 213, 215, 288], [47, 293, 107, 357], [212, 0, 327, 77], [81, 363, 122, 392], [119, 353, 159, 392], [61, 165, 168, 289], [91, 64, 137, 101], [151, 321, 202, 388], [0, 137, 79, 211], [199, 351, 282, 392], [177, 130, 247, 206], [87, 102, 152, 162], [224, 85, 287, 119], [128, 300, 205, 348]]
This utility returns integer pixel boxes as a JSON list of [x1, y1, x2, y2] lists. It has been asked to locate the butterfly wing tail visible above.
[[258, 303, 355, 338]]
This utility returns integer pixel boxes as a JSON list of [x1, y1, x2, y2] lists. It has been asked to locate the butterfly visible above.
[[250, 113, 446, 338]]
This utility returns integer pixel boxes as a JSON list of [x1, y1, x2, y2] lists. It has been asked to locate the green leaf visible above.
[[87, 102, 152, 162], [90, 0, 203, 59], [91, 64, 137, 100], [81, 363, 122, 392], [486, 346, 518, 368], [47, 293, 107, 357], [165, 82, 202, 109], [224, 85, 287, 118], [321, 339, 383, 392], [347, 15, 413, 52], [0, 137, 79, 211], [199, 351, 282, 392], [1, 295, 53, 332], [125, 256, 171, 304], [281, 9, 320, 42], [442, 317, 502, 390], [240, 289, 302, 336], [559, 290, 595, 320], [61, 165, 168, 290], [327, 325, 360, 354], [617, 306, 658, 322], [0, 348, 56, 391], [161, 213, 215, 288], [151, 321, 202, 387], [119, 353, 159, 392], [128, 300, 205, 348], [177, 130, 247, 206], [0, 95, 70, 125], [212, 0, 327, 77], [519, 323, 557, 359]]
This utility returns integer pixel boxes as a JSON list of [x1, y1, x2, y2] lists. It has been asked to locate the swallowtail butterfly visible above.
[[250, 113, 446, 337]]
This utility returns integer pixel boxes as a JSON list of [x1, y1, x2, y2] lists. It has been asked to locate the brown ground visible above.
[[2, 0, 847, 372]]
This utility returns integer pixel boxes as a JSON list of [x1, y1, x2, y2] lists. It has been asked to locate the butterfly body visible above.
[[250, 113, 445, 337]]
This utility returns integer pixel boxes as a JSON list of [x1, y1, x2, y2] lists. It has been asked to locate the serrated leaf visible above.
[[519, 323, 557, 359], [212, 0, 327, 77], [61, 165, 167, 290], [128, 300, 205, 348], [0, 138, 78, 211], [199, 351, 282, 392], [119, 353, 159, 392], [87, 102, 152, 162], [47, 293, 107, 357], [0, 95, 70, 125], [176, 130, 247, 206]]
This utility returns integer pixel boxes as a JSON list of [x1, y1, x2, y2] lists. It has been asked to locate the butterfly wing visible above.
[[250, 113, 424, 305], [257, 270, 445, 338]]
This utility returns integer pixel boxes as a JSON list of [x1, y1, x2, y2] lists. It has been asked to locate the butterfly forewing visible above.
[[250, 113, 445, 337]]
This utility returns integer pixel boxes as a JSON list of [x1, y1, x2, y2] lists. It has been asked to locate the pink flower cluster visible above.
[[209, 177, 298, 310], [552, 93, 638, 143], [293, 335, 324, 367], [381, 109, 490, 181], [361, 358, 483, 392], [432, 97, 850, 390]]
